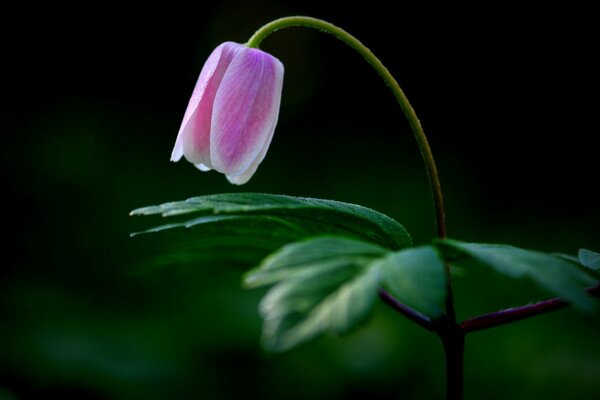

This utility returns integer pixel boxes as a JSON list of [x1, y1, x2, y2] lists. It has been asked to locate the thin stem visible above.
[[378, 289, 434, 331], [247, 16, 455, 319], [461, 284, 600, 334], [247, 17, 447, 236]]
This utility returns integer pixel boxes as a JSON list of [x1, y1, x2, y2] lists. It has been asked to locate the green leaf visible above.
[[131, 193, 411, 250], [437, 239, 597, 312], [246, 236, 387, 352], [579, 249, 600, 271], [130, 215, 324, 270], [375, 246, 446, 318], [244, 236, 388, 288]]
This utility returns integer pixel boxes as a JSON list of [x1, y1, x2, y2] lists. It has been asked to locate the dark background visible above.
[[2, 1, 598, 399]]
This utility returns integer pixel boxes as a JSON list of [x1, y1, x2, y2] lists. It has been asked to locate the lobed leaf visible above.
[[244, 236, 451, 351], [244, 236, 387, 288], [249, 236, 386, 351], [437, 239, 597, 312]]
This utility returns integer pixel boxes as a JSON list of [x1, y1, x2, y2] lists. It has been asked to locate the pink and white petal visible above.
[[170, 134, 185, 161], [171, 45, 224, 163], [225, 117, 277, 185], [194, 163, 212, 171], [172, 42, 242, 165], [210, 48, 284, 176]]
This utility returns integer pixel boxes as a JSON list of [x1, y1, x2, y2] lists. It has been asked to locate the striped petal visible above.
[[171, 42, 241, 166], [210, 47, 284, 177], [226, 122, 275, 184]]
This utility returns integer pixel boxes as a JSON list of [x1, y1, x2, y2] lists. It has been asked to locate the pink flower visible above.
[[170, 42, 284, 185]]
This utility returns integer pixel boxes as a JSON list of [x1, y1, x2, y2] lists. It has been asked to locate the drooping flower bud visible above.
[[171, 42, 284, 184]]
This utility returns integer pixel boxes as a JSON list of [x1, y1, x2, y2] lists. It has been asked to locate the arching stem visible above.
[[248, 17, 460, 399], [248, 17, 446, 234], [248, 16, 454, 317]]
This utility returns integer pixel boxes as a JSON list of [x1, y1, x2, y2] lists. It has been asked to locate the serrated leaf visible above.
[[261, 264, 379, 352], [131, 193, 411, 250], [246, 236, 387, 352], [437, 239, 597, 312], [579, 249, 600, 271], [375, 246, 446, 318], [244, 236, 387, 288]]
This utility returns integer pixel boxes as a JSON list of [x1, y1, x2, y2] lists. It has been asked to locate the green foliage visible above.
[[244, 236, 388, 288], [245, 236, 387, 351], [437, 239, 597, 312], [130, 194, 420, 351], [375, 246, 446, 318], [131, 194, 598, 352], [243, 238, 450, 351], [131, 193, 412, 250]]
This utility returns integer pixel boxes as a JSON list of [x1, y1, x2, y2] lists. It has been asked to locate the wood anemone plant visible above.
[[131, 17, 600, 400]]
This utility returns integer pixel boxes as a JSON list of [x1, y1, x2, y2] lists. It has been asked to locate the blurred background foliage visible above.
[[1, 1, 598, 399]]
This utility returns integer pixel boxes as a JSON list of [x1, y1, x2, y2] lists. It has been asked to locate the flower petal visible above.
[[226, 88, 281, 185], [194, 163, 211, 171], [170, 132, 184, 162], [210, 48, 284, 177], [226, 128, 273, 184], [171, 42, 241, 165]]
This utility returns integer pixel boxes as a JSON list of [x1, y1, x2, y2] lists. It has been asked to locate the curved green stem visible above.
[[248, 16, 454, 317], [248, 17, 446, 238], [249, 16, 460, 399]]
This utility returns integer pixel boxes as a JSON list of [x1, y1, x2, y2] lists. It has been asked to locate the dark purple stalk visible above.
[[461, 285, 600, 333], [378, 291, 464, 399], [378, 289, 434, 331], [437, 317, 464, 400], [381, 284, 599, 400]]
